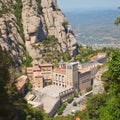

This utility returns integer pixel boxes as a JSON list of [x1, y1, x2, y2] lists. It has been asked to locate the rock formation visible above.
[[0, 0, 78, 65], [22, 0, 78, 59], [0, 0, 25, 65]]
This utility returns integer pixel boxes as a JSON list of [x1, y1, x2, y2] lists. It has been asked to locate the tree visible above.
[[87, 93, 107, 120], [75, 110, 89, 120], [63, 51, 71, 62], [100, 51, 120, 120], [0, 50, 48, 120]]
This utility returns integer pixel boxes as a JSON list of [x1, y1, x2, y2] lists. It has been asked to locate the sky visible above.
[[57, 0, 120, 11]]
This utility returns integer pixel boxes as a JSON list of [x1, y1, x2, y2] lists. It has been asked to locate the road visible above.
[[62, 91, 92, 116]]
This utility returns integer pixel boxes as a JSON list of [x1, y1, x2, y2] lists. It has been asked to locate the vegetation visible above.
[[53, 115, 74, 120], [86, 85, 92, 92], [57, 103, 67, 115], [99, 51, 120, 120], [74, 92, 79, 98], [86, 93, 107, 120], [63, 51, 71, 62], [67, 96, 74, 103], [73, 101, 77, 106], [54, 50, 120, 120], [36, 0, 43, 15], [23, 55, 33, 67], [75, 44, 119, 63], [0, 50, 51, 120], [62, 21, 69, 33], [0, 1, 11, 17], [32, 35, 72, 67], [75, 110, 89, 120], [74, 44, 96, 63], [14, 0, 25, 41], [24, 82, 32, 94]]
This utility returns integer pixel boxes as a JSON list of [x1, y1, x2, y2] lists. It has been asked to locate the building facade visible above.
[[53, 62, 79, 91], [27, 53, 107, 91], [78, 68, 91, 93], [27, 61, 53, 89]]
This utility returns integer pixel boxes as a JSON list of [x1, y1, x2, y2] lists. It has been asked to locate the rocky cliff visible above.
[[0, 0, 25, 65], [0, 0, 78, 65]]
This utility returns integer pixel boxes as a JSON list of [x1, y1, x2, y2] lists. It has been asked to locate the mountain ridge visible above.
[[0, 0, 78, 65]]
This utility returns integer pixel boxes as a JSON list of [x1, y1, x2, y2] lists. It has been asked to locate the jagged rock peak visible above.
[[22, 0, 78, 57]]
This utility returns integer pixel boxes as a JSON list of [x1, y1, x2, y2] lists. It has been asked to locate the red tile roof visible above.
[[16, 79, 26, 90], [54, 68, 66, 74], [39, 64, 53, 67], [98, 52, 107, 57], [91, 55, 98, 60], [76, 117, 81, 120], [82, 104, 86, 110], [91, 52, 107, 60]]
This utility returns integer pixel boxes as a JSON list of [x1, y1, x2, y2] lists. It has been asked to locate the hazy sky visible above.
[[57, 0, 120, 10]]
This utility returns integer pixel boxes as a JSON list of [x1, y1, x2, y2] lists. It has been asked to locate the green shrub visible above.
[[74, 92, 79, 98], [14, 0, 25, 41], [86, 86, 92, 92], [57, 103, 67, 115], [67, 97, 74, 104], [73, 101, 77, 106], [23, 56, 33, 67]]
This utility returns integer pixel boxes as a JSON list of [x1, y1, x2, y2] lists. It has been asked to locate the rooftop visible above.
[[29, 85, 71, 114], [68, 62, 78, 65], [40, 64, 53, 67], [16, 75, 27, 90], [91, 55, 98, 60], [76, 117, 81, 120], [98, 52, 107, 56], [91, 52, 107, 60], [38, 85, 69, 97], [54, 68, 66, 74], [28, 101, 43, 108], [79, 68, 90, 74]]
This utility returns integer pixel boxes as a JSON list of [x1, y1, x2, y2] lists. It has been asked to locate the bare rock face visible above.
[[22, 0, 47, 43], [41, 0, 77, 54], [22, 0, 78, 59], [0, 14, 25, 65], [0, 0, 78, 65]]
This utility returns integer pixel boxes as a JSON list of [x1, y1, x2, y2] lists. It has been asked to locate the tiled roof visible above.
[[76, 117, 81, 120], [91, 55, 98, 60], [54, 68, 66, 74], [40, 64, 53, 67], [82, 104, 86, 110], [91, 52, 107, 60], [98, 53, 107, 57], [33, 72, 43, 77], [79, 68, 90, 74], [16, 79, 26, 90]]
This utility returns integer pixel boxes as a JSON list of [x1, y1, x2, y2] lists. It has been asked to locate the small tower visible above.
[[66, 62, 79, 90], [59, 57, 66, 69]]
